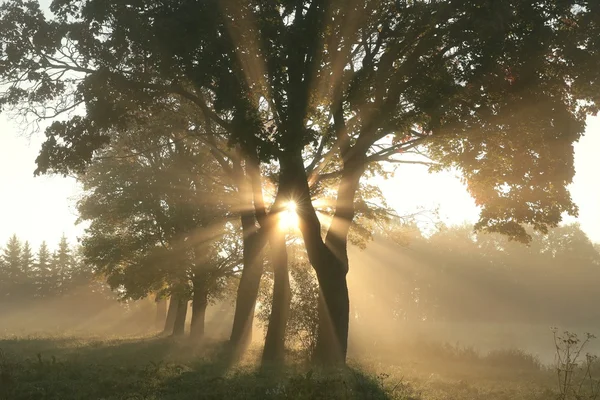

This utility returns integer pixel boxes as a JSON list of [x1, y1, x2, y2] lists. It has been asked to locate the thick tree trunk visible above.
[[163, 295, 179, 335], [190, 284, 209, 339], [230, 228, 266, 350], [261, 231, 291, 365], [155, 294, 167, 330], [172, 297, 188, 337], [279, 151, 363, 366], [229, 155, 268, 352], [313, 256, 350, 365]]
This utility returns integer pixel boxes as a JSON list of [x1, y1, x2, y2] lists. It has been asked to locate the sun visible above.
[[279, 200, 299, 230]]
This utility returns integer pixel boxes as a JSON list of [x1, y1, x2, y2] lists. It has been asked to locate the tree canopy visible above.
[[2, 0, 598, 240]]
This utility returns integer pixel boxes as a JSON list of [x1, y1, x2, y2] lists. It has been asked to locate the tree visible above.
[[35, 241, 53, 297], [51, 234, 74, 295], [20, 240, 35, 298], [1, 234, 22, 300], [2, 0, 599, 365], [20, 241, 34, 277], [77, 120, 242, 339]]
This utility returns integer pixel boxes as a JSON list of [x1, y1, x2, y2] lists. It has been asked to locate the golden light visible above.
[[279, 200, 299, 230]]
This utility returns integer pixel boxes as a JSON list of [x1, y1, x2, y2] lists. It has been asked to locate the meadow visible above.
[[1, 327, 597, 400]]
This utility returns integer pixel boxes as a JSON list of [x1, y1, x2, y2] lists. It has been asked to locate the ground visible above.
[[0, 333, 576, 400]]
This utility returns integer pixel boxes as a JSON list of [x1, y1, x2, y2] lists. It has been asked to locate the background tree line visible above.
[[350, 223, 600, 332], [0, 233, 134, 333], [0, 234, 93, 303]]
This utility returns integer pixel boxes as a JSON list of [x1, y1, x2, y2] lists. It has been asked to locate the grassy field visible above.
[[1, 332, 590, 400]]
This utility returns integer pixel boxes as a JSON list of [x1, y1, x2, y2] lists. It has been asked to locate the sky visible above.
[[1, 114, 599, 251]]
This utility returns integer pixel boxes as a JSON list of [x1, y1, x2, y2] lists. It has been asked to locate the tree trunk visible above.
[[230, 228, 266, 350], [190, 281, 209, 339], [155, 294, 167, 330], [229, 155, 268, 352], [279, 151, 363, 366], [313, 256, 350, 365], [261, 230, 291, 365], [163, 295, 178, 335], [172, 297, 188, 337]]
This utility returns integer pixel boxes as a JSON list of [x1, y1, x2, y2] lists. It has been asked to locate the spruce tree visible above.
[[20, 241, 36, 298], [1, 235, 22, 300], [52, 235, 73, 295], [35, 241, 53, 297]]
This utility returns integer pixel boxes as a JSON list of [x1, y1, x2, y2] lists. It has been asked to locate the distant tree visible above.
[[20, 240, 35, 298], [20, 241, 34, 276], [51, 235, 74, 295], [388, 223, 600, 324], [35, 241, 53, 297], [1, 234, 22, 300]]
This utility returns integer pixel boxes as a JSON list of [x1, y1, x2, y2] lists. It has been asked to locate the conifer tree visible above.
[[52, 235, 73, 295], [20, 240, 36, 298], [35, 241, 53, 297], [1, 234, 22, 299]]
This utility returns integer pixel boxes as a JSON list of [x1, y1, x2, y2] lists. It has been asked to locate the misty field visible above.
[[1, 327, 598, 400]]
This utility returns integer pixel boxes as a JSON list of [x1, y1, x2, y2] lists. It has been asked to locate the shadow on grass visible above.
[[0, 335, 417, 400]]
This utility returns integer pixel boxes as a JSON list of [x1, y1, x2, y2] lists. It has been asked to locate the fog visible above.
[[2, 223, 598, 370]]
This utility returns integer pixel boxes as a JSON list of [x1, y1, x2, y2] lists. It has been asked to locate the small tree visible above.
[[51, 235, 74, 295], [0, 234, 22, 300], [35, 241, 53, 297], [19, 240, 36, 299]]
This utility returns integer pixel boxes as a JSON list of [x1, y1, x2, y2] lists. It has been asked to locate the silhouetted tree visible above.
[[51, 235, 74, 295], [2, 0, 600, 365], [19, 240, 35, 299], [1, 234, 22, 300], [77, 122, 242, 339], [34, 241, 53, 297]]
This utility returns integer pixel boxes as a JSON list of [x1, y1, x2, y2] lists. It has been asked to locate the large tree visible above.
[[2, 0, 599, 365]]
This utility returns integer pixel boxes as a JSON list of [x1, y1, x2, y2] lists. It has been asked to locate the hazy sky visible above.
[[1, 114, 598, 250]]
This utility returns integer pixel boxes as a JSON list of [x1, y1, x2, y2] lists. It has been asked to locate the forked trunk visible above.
[[163, 295, 179, 335], [190, 285, 209, 339], [280, 151, 363, 366], [172, 298, 188, 337], [230, 229, 267, 350], [261, 231, 291, 365]]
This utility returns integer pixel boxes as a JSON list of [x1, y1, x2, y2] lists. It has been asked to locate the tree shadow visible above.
[[155, 363, 402, 400]]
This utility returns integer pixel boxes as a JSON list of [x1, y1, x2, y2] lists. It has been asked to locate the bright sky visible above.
[[0, 114, 598, 250]]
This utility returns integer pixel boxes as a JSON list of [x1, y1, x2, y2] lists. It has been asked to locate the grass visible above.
[[0, 333, 585, 400]]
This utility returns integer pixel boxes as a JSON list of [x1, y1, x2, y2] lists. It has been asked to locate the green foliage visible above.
[[76, 122, 241, 304]]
